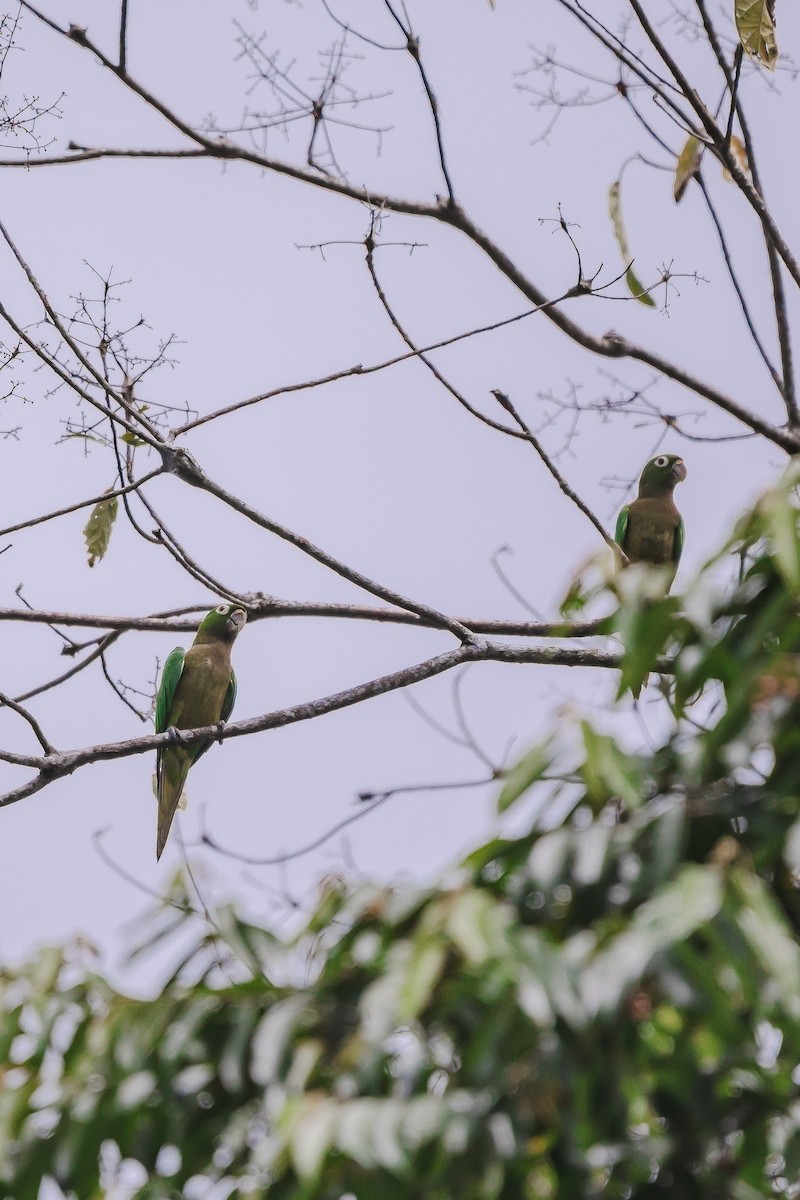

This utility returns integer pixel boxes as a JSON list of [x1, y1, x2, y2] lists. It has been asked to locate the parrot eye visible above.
[[215, 604, 229, 615], [653, 455, 669, 468]]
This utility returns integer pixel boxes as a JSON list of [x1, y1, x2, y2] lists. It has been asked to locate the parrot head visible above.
[[638, 453, 687, 496], [197, 603, 247, 642]]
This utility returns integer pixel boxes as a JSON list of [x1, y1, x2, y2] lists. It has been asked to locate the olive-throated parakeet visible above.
[[154, 603, 246, 860], [615, 453, 687, 590]]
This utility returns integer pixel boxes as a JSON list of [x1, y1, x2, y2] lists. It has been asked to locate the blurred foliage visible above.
[[8, 469, 800, 1197]]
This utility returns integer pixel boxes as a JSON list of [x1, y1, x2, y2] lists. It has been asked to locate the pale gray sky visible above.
[[1, 0, 797, 985]]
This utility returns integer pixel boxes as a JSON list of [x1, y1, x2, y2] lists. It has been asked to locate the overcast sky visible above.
[[1, 0, 798, 988]]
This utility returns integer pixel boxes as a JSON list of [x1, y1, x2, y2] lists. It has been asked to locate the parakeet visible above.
[[615, 453, 687, 590], [154, 603, 246, 860]]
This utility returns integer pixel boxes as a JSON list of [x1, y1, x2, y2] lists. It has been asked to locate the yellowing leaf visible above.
[[722, 134, 751, 183], [673, 135, 702, 203], [83, 491, 118, 567], [735, 0, 778, 70], [608, 180, 656, 308]]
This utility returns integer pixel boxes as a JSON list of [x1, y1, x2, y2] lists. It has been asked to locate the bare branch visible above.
[[0, 146, 211, 166], [0, 599, 608, 638], [0, 638, 673, 810]]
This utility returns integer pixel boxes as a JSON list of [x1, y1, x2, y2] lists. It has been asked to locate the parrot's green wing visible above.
[[674, 515, 685, 565], [221, 669, 237, 723], [614, 505, 630, 549], [192, 669, 237, 765], [155, 647, 185, 733]]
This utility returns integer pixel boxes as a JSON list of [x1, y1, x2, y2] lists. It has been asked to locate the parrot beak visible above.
[[230, 608, 247, 630], [671, 459, 687, 483]]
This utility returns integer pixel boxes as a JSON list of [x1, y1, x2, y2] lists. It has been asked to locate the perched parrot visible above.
[[615, 454, 686, 698], [154, 603, 247, 860], [615, 453, 687, 590]]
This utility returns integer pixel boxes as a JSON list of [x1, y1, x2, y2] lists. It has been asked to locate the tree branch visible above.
[[0, 599, 608, 638], [0, 638, 672, 809]]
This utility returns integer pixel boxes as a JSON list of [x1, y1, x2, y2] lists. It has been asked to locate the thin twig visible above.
[[119, 0, 129, 72], [492, 389, 618, 554], [199, 793, 391, 866], [136, 490, 247, 604], [13, 632, 121, 703], [0, 692, 55, 753], [696, 176, 781, 393], [0, 469, 162, 538], [173, 304, 549, 436], [383, 0, 455, 202]]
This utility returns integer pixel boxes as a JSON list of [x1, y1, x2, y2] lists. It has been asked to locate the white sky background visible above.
[[0, 0, 798, 987]]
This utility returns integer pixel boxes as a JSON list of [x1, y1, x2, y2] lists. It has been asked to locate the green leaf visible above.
[[730, 869, 800, 1018], [614, 589, 677, 697], [608, 179, 656, 307], [580, 721, 644, 811], [735, 0, 778, 69], [83, 491, 118, 567], [398, 938, 446, 1020], [121, 431, 147, 447], [760, 486, 800, 590], [289, 1095, 337, 1179], [497, 737, 552, 812], [625, 266, 656, 308], [582, 864, 723, 1015], [559, 573, 590, 617], [446, 888, 510, 964], [673, 135, 702, 202]]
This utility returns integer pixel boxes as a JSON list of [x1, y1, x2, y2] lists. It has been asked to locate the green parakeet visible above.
[[154, 603, 246, 860], [615, 453, 687, 590]]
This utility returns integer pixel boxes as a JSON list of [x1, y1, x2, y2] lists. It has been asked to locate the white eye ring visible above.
[[216, 604, 228, 614], [653, 455, 669, 468]]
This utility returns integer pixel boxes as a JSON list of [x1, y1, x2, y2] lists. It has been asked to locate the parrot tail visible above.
[[157, 748, 191, 860]]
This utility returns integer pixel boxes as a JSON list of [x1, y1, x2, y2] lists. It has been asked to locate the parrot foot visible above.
[[166, 725, 184, 745], [215, 721, 226, 744]]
